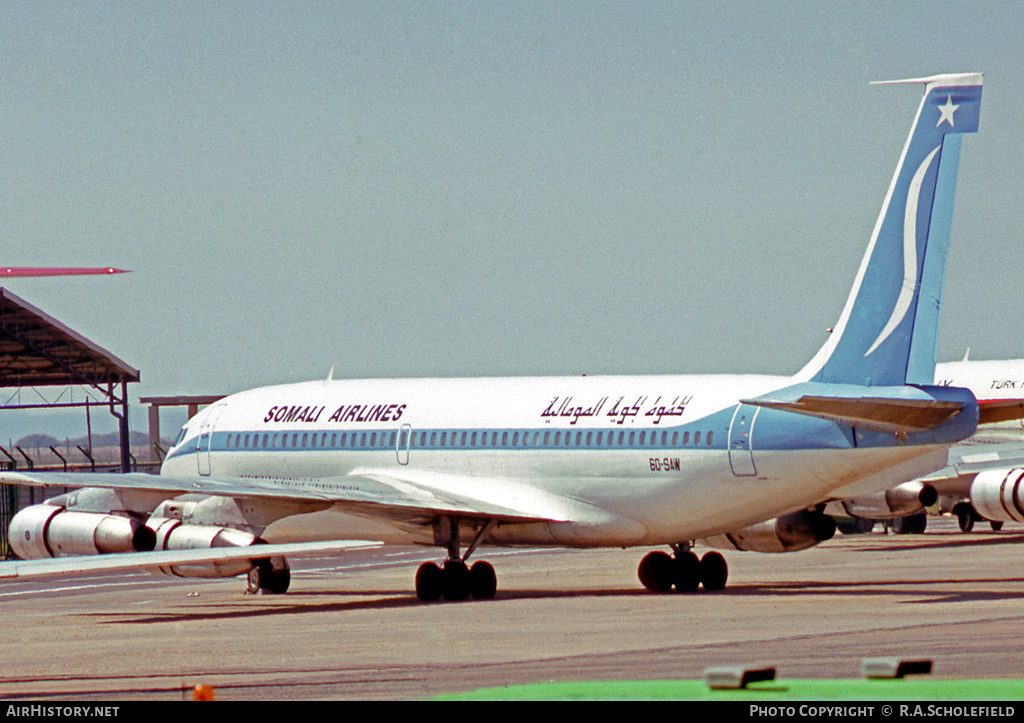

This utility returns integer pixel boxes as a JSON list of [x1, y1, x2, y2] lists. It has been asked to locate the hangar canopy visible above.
[[0, 287, 139, 472]]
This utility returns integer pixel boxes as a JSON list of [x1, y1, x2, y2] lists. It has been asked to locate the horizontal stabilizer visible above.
[[977, 399, 1024, 426], [741, 383, 976, 434], [0, 540, 382, 582], [744, 396, 961, 433]]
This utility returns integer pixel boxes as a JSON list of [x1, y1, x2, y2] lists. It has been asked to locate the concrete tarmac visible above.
[[1, 516, 1023, 700]]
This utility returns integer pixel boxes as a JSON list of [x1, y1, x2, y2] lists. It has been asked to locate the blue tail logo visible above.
[[798, 73, 982, 387]]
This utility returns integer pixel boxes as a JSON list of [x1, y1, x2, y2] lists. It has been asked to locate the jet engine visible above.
[[146, 517, 261, 578], [7, 493, 288, 591], [836, 481, 938, 520], [702, 510, 836, 553], [9, 502, 155, 560], [968, 468, 1024, 524]]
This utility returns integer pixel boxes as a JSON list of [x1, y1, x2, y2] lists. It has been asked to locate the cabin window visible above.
[[706, 431, 714, 446], [512, 432, 518, 446], [639, 431, 646, 445], [471, 431, 478, 446], [694, 431, 701, 445], [586, 431, 592, 446], [628, 431, 635, 446]]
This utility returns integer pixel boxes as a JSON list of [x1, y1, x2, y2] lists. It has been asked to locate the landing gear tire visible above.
[[442, 560, 471, 601], [954, 502, 975, 532], [469, 561, 497, 600], [247, 560, 291, 594], [699, 552, 728, 591], [416, 562, 444, 602], [638, 551, 676, 592], [672, 551, 701, 593], [892, 513, 927, 534]]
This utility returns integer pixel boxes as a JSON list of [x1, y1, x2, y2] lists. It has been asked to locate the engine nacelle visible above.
[[836, 481, 938, 520], [702, 510, 837, 553], [147, 517, 260, 578], [970, 468, 1024, 523], [9, 503, 156, 560]]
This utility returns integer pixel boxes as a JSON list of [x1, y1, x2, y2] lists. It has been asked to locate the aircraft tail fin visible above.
[[796, 73, 982, 387]]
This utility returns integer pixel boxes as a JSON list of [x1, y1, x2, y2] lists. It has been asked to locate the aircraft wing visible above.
[[0, 468, 577, 526], [918, 441, 1024, 490], [0, 540, 382, 582], [978, 399, 1024, 425]]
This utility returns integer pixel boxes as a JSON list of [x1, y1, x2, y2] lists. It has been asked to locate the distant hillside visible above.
[[15, 430, 160, 449]]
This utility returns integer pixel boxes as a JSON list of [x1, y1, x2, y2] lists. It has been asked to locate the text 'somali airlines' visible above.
[[0, 73, 985, 601]]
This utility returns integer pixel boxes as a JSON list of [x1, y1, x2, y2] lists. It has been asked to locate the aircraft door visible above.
[[728, 404, 759, 477], [396, 423, 411, 465], [196, 404, 228, 476]]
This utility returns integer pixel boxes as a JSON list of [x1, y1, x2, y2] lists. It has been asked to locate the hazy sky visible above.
[[2, 2, 1023, 440]]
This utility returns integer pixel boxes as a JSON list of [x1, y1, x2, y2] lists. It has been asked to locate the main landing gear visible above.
[[415, 518, 498, 602], [246, 556, 291, 595], [637, 544, 728, 593]]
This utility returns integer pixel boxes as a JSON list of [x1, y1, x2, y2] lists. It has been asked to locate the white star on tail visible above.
[[937, 95, 958, 127]]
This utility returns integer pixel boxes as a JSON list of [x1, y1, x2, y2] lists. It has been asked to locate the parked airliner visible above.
[[0, 73, 986, 601]]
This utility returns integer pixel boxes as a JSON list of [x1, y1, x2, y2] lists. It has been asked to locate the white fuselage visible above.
[[159, 373, 948, 549]]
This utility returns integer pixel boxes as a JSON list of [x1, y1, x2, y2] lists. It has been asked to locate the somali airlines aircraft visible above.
[[0, 73, 986, 600]]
